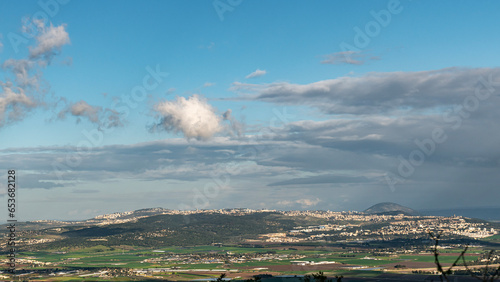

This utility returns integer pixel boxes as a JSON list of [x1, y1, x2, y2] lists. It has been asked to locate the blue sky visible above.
[[1, 0, 500, 221]]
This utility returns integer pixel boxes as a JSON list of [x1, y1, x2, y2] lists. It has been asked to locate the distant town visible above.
[[29, 208, 499, 241], [2, 205, 499, 281]]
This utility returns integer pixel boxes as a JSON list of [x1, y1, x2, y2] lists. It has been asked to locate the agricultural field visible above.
[[5, 243, 496, 281]]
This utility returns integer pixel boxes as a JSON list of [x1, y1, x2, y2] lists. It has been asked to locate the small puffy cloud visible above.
[[222, 109, 232, 120], [297, 198, 321, 207], [153, 95, 224, 140], [203, 82, 215, 87], [199, 42, 215, 49], [67, 100, 100, 123], [278, 198, 321, 208], [0, 85, 37, 127], [321, 51, 378, 65], [2, 59, 39, 89], [222, 108, 243, 137], [58, 100, 123, 128], [245, 69, 267, 79], [29, 21, 70, 63]]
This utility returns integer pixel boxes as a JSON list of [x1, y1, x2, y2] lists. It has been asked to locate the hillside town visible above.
[[25, 208, 498, 245]]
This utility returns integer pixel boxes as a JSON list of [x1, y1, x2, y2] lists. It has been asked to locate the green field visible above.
[[398, 254, 478, 264], [482, 234, 500, 242], [20, 246, 481, 269], [12, 242, 498, 282]]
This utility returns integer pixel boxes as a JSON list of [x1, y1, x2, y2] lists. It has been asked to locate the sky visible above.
[[1, 0, 500, 221]]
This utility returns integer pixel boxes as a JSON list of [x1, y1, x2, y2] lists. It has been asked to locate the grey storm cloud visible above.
[[2, 113, 500, 209], [0, 139, 297, 188], [2, 55, 500, 210], [232, 67, 500, 114], [268, 175, 371, 186], [272, 116, 500, 170]]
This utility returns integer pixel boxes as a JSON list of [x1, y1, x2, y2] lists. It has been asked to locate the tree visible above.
[[428, 231, 500, 282], [216, 273, 226, 282], [303, 271, 336, 282]]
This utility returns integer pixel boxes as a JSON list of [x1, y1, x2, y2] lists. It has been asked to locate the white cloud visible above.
[[297, 198, 321, 207], [153, 95, 224, 140], [29, 21, 70, 63], [1, 22, 69, 92], [2, 59, 38, 88], [245, 69, 267, 79], [321, 51, 379, 65], [0, 21, 71, 129], [278, 198, 321, 208], [68, 100, 100, 123], [57, 100, 124, 128], [0, 85, 37, 127]]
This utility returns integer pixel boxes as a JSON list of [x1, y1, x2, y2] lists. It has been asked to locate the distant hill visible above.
[[3, 207, 495, 252], [421, 207, 500, 222], [364, 202, 419, 216], [21, 212, 329, 250]]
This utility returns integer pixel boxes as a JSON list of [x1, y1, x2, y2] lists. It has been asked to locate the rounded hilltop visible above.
[[363, 202, 419, 216]]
